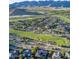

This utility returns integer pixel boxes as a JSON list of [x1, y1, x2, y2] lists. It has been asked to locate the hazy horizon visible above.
[[9, 0, 70, 4]]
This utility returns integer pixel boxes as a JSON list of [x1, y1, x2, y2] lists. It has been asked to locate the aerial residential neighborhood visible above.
[[9, 0, 70, 59]]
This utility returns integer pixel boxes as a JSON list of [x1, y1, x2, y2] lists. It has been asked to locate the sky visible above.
[[9, 0, 69, 4], [9, 0, 42, 4]]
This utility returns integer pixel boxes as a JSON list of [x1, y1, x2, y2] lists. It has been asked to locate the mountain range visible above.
[[9, 1, 70, 8]]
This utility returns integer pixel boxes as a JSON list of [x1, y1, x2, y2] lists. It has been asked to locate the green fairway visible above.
[[10, 15, 69, 24], [9, 15, 45, 22], [10, 29, 69, 46], [58, 16, 70, 23]]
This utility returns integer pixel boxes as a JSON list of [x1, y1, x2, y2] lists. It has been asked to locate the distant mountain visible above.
[[9, 1, 70, 8]]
